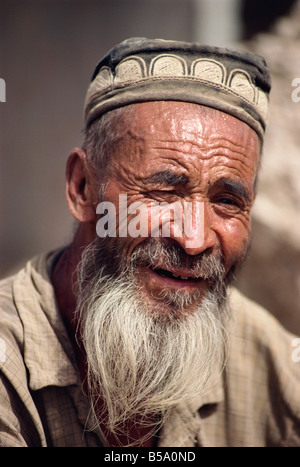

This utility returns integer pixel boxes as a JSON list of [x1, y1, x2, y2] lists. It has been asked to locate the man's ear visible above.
[[65, 148, 97, 223]]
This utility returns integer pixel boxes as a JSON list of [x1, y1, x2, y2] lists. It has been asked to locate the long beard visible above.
[[75, 239, 231, 445]]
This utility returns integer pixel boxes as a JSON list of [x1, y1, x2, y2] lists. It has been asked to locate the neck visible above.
[[52, 246, 77, 330], [52, 224, 92, 333], [51, 226, 89, 376]]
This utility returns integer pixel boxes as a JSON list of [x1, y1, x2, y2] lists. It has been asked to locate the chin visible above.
[[139, 285, 207, 322]]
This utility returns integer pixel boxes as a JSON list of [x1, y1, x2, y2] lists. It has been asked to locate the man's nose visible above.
[[169, 200, 217, 256]]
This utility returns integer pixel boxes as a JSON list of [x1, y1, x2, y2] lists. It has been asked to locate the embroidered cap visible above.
[[84, 37, 271, 138]]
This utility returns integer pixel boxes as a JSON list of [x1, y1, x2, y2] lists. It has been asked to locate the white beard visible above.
[[76, 245, 229, 445]]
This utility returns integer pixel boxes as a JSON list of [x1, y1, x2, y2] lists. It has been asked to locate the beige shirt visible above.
[[0, 250, 299, 447]]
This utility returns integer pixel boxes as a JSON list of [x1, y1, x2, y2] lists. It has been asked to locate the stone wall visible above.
[[237, 1, 300, 334]]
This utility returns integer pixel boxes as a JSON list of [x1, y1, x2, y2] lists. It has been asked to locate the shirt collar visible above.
[[13, 249, 79, 391]]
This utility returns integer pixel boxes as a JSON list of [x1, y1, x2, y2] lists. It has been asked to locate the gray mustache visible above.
[[130, 239, 225, 281]]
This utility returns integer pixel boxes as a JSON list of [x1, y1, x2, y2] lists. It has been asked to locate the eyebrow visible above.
[[143, 170, 190, 186], [143, 171, 251, 202], [212, 177, 251, 203]]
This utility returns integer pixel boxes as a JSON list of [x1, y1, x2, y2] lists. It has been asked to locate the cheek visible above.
[[114, 195, 153, 263], [216, 216, 251, 270]]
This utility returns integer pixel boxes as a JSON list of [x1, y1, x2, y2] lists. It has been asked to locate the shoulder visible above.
[[226, 288, 300, 446], [0, 269, 30, 392], [0, 249, 63, 372], [0, 252, 60, 447], [0, 273, 24, 353], [228, 287, 298, 356]]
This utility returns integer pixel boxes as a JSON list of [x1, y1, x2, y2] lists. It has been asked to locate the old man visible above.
[[0, 38, 299, 447]]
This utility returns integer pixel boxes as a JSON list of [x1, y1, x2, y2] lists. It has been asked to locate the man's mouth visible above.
[[151, 267, 202, 282], [130, 241, 219, 298], [140, 264, 206, 292]]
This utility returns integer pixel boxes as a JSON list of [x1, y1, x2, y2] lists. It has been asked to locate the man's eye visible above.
[[219, 198, 237, 205], [215, 196, 243, 210]]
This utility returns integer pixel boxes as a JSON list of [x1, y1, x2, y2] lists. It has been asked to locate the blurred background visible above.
[[0, 0, 299, 333]]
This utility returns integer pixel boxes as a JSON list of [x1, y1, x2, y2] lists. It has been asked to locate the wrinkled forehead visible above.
[[104, 101, 261, 186], [111, 101, 261, 154]]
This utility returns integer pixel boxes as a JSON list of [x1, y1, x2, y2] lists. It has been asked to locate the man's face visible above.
[[75, 101, 260, 438], [95, 101, 260, 315]]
